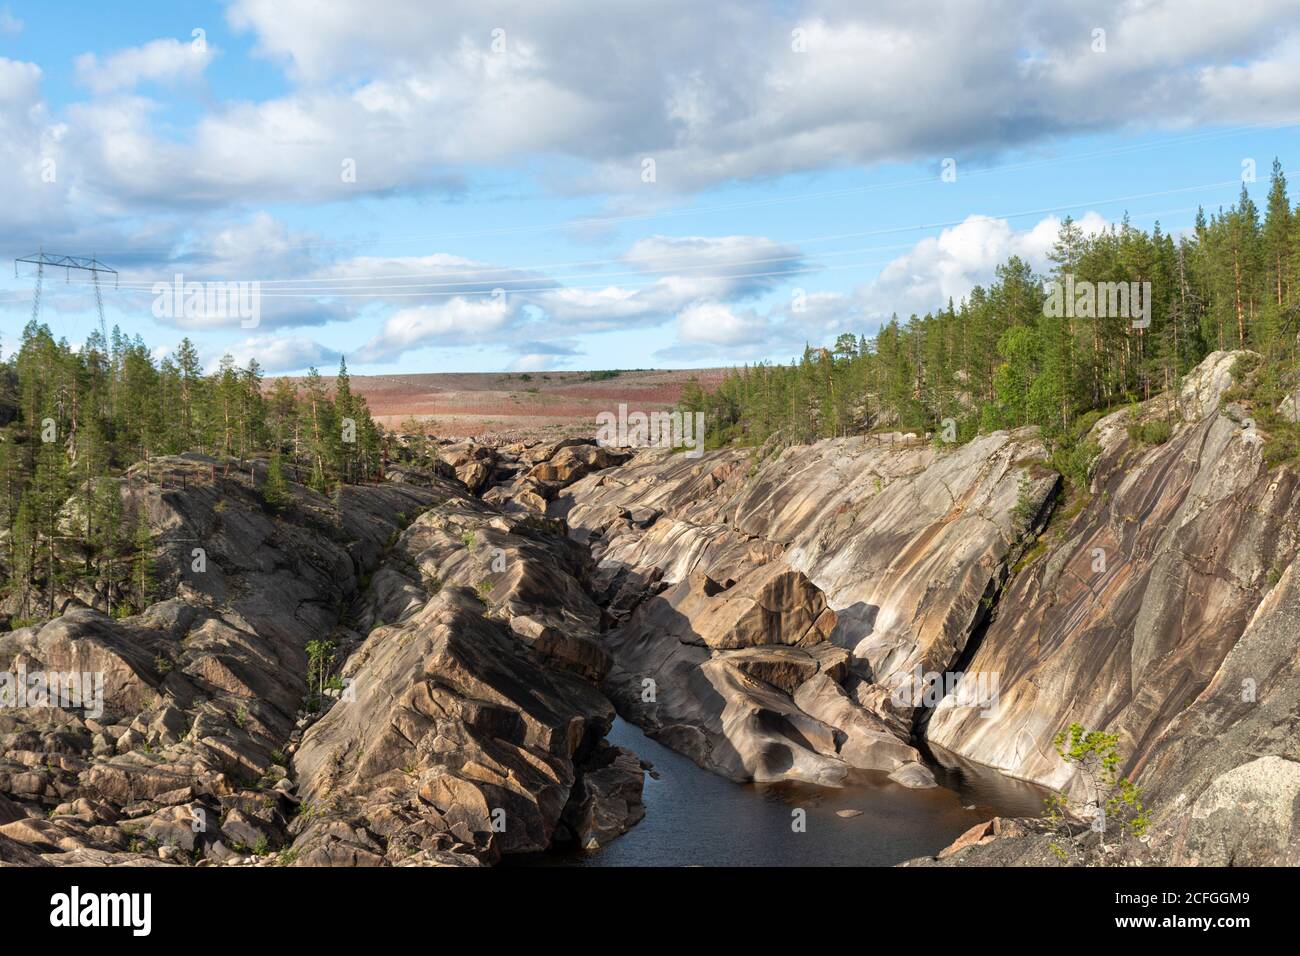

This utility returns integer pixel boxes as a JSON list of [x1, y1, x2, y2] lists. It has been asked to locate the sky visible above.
[[1, 0, 1299, 375]]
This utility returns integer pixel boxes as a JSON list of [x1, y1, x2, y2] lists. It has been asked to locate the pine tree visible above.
[[262, 448, 291, 512], [131, 515, 154, 613]]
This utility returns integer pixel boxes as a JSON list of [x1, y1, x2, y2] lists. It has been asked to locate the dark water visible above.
[[515, 718, 1049, 867]]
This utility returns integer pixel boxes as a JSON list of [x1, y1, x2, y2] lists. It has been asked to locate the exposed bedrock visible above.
[[289, 459, 646, 866], [905, 351, 1300, 866], [925, 351, 1300, 801], [560, 427, 1057, 787], [561, 350, 1299, 867], [0, 454, 447, 866], [1, 442, 646, 867]]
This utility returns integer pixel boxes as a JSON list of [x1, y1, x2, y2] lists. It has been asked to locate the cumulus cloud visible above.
[[530, 234, 807, 331], [202, 0, 1300, 198], [651, 211, 1117, 362], [5, 1, 1292, 211], [675, 301, 769, 347], [9, 2, 1298, 370], [354, 294, 519, 363], [507, 352, 568, 372], [857, 212, 1109, 318], [75, 38, 214, 95], [210, 334, 340, 373]]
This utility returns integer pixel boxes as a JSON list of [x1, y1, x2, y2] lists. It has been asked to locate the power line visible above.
[[77, 179, 1235, 294], [57, 203, 1207, 306]]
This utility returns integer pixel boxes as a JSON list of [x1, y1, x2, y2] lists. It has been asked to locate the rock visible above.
[[293, 589, 618, 860], [0, 832, 49, 866], [926, 352, 1300, 801], [1178, 349, 1248, 422], [935, 817, 1028, 859], [0, 455, 448, 869], [220, 807, 270, 851], [723, 647, 822, 695], [508, 616, 611, 683], [529, 443, 631, 488], [560, 742, 646, 850], [793, 674, 923, 775], [437, 442, 497, 494], [888, 762, 938, 789], [0, 793, 26, 826], [563, 428, 1057, 754], [1166, 757, 1300, 866]]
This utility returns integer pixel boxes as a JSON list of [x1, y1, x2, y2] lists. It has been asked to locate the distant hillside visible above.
[[298, 368, 727, 439]]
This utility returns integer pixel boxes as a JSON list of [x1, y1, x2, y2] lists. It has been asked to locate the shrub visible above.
[[1127, 418, 1172, 446], [1044, 722, 1149, 863]]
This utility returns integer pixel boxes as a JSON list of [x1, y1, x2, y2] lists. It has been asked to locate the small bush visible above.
[[1127, 418, 1172, 446]]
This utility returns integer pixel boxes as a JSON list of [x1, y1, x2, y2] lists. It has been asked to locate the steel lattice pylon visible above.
[[14, 251, 118, 341]]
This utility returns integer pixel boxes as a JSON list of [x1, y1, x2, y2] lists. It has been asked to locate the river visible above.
[[515, 717, 1050, 867]]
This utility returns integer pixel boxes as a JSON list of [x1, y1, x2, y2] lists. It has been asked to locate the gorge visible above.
[[1, 350, 1296, 868]]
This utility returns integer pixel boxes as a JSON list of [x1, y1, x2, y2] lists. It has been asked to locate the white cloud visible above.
[[18, 0, 1292, 208], [529, 234, 807, 331], [857, 211, 1110, 318], [211, 334, 339, 373], [507, 352, 566, 372], [354, 294, 518, 363], [676, 301, 768, 346], [75, 38, 214, 95], [648, 211, 1119, 363]]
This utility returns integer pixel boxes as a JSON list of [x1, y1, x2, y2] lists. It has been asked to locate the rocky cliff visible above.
[[918, 351, 1300, 865], [0, 443, 644, 866], [559, 428, 1057, 788], [557, 350, 1298, 866]]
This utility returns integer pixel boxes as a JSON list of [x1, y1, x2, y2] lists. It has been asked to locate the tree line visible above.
[[0, 323, 384, 622], [682, 161, 1300, 475]]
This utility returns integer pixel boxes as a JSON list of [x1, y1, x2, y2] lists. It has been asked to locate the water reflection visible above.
[[515, 718, 1050, 867]]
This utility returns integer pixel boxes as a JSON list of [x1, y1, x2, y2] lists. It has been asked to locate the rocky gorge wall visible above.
[[558, 427, 1057, 788], [0, 444, 647, 867], [556, 350, 1299, 866]]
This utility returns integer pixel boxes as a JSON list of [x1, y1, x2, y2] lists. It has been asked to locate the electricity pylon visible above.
[[13, 251, 119, 342]]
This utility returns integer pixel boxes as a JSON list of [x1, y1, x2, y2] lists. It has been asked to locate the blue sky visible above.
[[2, 1, 1299, 375]]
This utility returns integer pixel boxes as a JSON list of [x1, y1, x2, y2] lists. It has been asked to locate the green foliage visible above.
[[684, 169, 1300, 462], [1126, 417, 1173, 446], [131, 517, 154, 613], [1011, 473, 1039, 526], [1223, 349, 1300, 470], [305, 638, 337, 709], [1044, 722, 1150, 863], [261, 448, 291, 511], [1048, 434, 1101, 493], [0, 331, 384, 610]]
